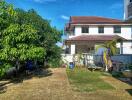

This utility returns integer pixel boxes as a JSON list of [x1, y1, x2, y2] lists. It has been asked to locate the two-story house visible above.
[[64, 16, 132, 59]]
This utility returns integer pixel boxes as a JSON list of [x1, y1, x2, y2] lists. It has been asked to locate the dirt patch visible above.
[[0, 68, 75, 100], [0, 68, 132, 100]]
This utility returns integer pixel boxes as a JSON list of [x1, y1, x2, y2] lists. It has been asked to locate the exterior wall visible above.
[[89, 26, 98, 35], [120, 26, 132, 39], [69, 26, 81, 38], [104, 26, 113, 35], [68, 25, 132, 54], [122, 42, 132, 54], [70, 44, 76, 54], [70, 25, 132, 40], [124, 0, 132, 20]]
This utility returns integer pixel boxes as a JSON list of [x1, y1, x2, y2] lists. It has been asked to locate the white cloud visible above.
[[61, 15, 69, 20], [109, 3, 123, 10], [33, 0, 56, 3]]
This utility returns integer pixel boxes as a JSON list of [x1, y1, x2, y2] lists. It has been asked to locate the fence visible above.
[[62, 53, 132, 66], [111, 55, 132, 64], [93, 54, 132, 64]]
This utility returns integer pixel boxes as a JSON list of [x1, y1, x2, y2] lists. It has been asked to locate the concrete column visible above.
[[120, 42, 123, 54], [71, 44, 76, 54]]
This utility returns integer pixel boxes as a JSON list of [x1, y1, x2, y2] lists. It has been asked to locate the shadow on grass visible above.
[[0, 68, 52, 94], [125, 89, 132, 96], [117, 78, 132, 85], [107, 71, 132, 85], [0, 83, 8, 94]]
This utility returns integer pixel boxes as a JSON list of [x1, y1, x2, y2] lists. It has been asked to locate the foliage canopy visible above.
[[0, 0, 62, 77]]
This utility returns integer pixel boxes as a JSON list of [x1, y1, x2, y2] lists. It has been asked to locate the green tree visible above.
[[0, 0, 17, 77], [15, 8, 62, 67], [0, 1, 62, 78]]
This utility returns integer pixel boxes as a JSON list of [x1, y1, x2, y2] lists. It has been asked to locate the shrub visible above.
[[0, 63, 12, 78], [129, 64, 132, 70]]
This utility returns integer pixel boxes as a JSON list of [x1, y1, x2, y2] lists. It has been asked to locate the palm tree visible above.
[[96, 39, 119, 71]]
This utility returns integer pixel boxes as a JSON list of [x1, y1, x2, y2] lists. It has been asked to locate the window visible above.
[[114, 26, 121, 33], [98, 26, 104, 33], [82, 26, 89, 33], [65, 47, 70, 54]]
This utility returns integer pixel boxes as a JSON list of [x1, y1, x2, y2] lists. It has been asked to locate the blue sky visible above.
[[6, 0, 124, 30]]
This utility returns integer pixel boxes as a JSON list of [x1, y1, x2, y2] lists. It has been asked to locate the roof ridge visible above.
[[70, 16, 123, 21]]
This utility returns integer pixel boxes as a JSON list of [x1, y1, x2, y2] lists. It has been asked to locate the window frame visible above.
[[114, 26, 121, 34], [98, 26, 104, 34], [82, 26, 89, 33]]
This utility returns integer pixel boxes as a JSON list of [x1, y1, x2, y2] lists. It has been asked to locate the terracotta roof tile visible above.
[[65, 16, 132, 32], [70, 16, 124, 24], [66, 35, 126, 41]]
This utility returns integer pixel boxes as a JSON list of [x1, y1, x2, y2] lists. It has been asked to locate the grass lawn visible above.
[[66, 68, 114, 92], [0, 68, 132, 100]]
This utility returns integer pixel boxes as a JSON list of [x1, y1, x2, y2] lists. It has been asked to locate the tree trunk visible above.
[[16, 59, 20, 71], [103, 51, 109, 72], [34, 59, 37, 68], [44, 59, 48, 68], [15, 59, 20, 76], [105, 65, 108, 72], [107, 56, 113, 72]]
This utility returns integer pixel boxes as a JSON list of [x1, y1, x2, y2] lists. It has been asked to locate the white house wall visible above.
[[70, 25, 132, 37], [123, 42, 132, 54], [71, 44, 76, 54], [68, 25, 132, 55], [117, 42, 132, 54], [89, 26, 98, 34], [74, 26, 82, 36], [120, 26, 132, 39], [104, 26, 113, 35]]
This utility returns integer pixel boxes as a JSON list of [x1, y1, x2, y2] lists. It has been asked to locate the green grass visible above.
[[66, 68, 114, 92]]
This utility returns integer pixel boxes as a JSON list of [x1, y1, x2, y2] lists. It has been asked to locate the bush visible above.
[[129, 64, 132, 70], [0, 63, 12, 78], [111, 71, 124, 78], [48, 59, 64, 68]]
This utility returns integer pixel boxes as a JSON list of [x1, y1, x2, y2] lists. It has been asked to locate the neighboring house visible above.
[[63, 16, 132, 63], [124, 0, 132, 20]]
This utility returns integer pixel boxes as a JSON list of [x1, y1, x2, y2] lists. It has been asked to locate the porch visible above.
[[65, 35, 125, 55], [63, 35, 128, 71]]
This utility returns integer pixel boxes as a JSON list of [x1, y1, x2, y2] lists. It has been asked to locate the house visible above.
[[63, 16, 132, 63], [124, 0, 132, 20]]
